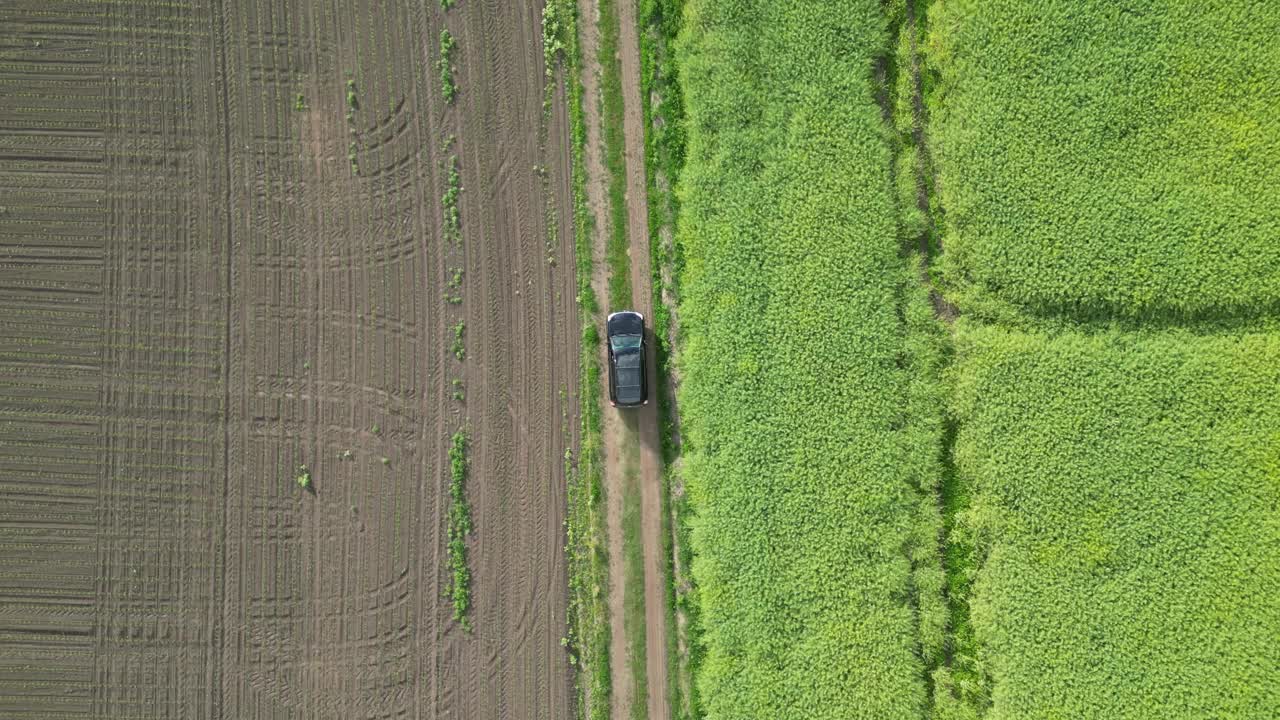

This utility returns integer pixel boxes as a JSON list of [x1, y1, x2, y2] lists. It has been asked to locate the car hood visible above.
[[607, 311, 644, 336]]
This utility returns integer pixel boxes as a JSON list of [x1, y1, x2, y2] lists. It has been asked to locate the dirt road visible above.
[[577, 0, 672, 717], [0, 1, 575, 718], [616, 0, 672, 718]]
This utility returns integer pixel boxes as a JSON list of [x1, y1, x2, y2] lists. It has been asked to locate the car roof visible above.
[[613, 345, 643, 404]]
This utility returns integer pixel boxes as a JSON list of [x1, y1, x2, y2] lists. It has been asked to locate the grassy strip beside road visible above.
[[950, 325, 1280, 718], [676, 2, 942, 716], [553, 0, 612, 716], [639, 0, 686, 360], [621, 462, 649, 720], [599, 0, 632, 309], [928, 0, 1280, 321]]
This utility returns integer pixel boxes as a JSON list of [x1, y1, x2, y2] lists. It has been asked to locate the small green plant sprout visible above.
[[448, 267, 464, 287], [451, 322, 466, 360], [295, 465, 311, 489], [371, 423, 381, 435], [302, 360, 310, 370], [294, 92, 306, 111], [380, 456, 390, 466], [346, 90, 358, 110], [452, 378, 466, 402], [341, 449, 353, 460], [441, 0, 455, 10]]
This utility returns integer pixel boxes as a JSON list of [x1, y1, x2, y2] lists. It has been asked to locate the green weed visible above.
[[439, 29, 457, 104], [451, 322, 466, 360], [447, 429, 473, 631], [442, 154, 461, 242]]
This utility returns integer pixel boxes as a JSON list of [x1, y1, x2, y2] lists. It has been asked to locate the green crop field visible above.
[[676, 1, 944, 717], [951, 325, 1280, 718], [929, 0, 1280, 319], [667, 0, 1279, 718]]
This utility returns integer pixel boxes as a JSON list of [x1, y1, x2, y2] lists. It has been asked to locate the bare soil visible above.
[[0, 1, 576, 718]]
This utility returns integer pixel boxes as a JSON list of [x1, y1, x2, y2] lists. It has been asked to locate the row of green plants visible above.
[[926, 0, 1280, 322], [439, 1, 471, 633], [948, 325, 1280, 719], [674, 2, 945, 717], [447, 429, 474, 632]]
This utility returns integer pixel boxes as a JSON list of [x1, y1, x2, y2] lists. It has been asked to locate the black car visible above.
[[606, 311, 647, 407]]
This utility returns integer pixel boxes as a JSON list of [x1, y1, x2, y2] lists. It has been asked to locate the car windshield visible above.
[[610, 333, 641, 352]]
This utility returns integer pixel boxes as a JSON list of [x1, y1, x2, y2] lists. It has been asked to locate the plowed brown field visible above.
[[0, 1, 576, 718]]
